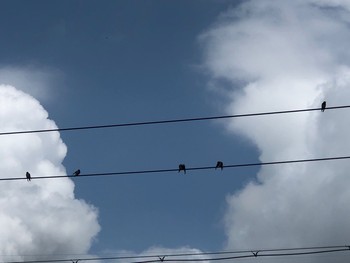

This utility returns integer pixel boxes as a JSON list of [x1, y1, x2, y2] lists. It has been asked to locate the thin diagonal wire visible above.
[[2, 246, 350, 263], [1, 155, 349, 181], [0, 105, 347, 136], [2, 245, 347, 259]]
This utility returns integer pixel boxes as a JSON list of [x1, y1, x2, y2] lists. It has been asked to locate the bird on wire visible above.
[[178, 164, 186, 174], [215, 161, 224, 170], [321, 101, 326, 112], [26, 172, 31, 181], [73, 169, 81, 176]]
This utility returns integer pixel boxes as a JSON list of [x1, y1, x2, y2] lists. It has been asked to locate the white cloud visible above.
[[201, 0, 350, 262], [0, 85, 100, 262], [0, 66, 63, 103], [311, 0, 350, 11]]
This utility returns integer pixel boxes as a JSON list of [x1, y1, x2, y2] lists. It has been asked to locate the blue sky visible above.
[[0, 0, 260, 254], [2, 1, 350, 262]]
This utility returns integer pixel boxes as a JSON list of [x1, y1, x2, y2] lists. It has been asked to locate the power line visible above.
[[1, 155, 350, 182], [0, 105, 348, 136], [3, 244, 346, 259], [2, 245, 350, 263]]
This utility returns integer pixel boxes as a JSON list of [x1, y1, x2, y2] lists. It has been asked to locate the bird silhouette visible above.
[[26, 172, 31, 181], [321, 101, 326, 112], [178, 164, 186, 174], [215, 161, 224, 170], [252, 251, 259, 257], [73, 169, 81, 176], [159, 256, 165, 262]]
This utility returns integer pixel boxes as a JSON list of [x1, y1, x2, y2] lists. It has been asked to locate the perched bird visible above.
[[321, 101, 326, 112], [252, 251, 259, 257], [73, 169, 81, 176], [26, 172, 31, 181], [158, 256, 165, 262], [178, 164, 186, 174], [215, 161, 224, 170]]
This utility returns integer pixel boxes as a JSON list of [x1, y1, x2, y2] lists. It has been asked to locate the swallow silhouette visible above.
[[26, 172, 31, 181], [215, 161, 224, 170], [178, 164, 186, 174]]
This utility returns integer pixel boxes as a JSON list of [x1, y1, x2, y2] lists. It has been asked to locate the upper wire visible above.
[[0, 105, 347, 136], [2, 245, 349, 263]]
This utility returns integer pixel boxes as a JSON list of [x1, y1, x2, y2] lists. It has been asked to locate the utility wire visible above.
[[0, 105, 348, 136], [3, 245, 350, 263], [3, 244, 346, 259], [1, 155, 350, 182]]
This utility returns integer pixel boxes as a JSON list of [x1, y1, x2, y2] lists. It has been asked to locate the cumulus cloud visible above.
[[201, 0, 350, 262], [0, 66, 62, 102], [0, 85, 100, 262]]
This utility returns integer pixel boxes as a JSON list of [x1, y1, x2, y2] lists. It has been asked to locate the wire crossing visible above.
[[2, 155, 350, 182], [0, 105, 348, 136], [2, 245, 350, 263]]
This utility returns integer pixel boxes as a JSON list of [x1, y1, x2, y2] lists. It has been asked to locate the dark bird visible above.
[[178, 164, 186, 174], [26, 172, 31, 181], [73, 169, 81, 176], [321, 101, 326, 112], [215, 161, 224, 170], [252, 251, 259, 257], [159, 256, 165, 262]]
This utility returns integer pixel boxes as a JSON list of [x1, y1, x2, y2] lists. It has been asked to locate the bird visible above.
[[252, 251, 259, 257], [26, 172, 31, 181], [215, 161, 224, 170], [321, 101, 326, 112], [178, 164, 186, 174], [73, 169, 81, 176], [158, 256, 165, 262]]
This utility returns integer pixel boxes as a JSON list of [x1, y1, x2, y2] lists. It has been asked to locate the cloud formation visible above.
[[0, 66, 62, 102], [202, 0, 350, 261], [0, 85, 100, 261]]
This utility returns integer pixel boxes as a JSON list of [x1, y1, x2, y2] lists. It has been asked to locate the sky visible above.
[[1, 0, 350, 263]]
